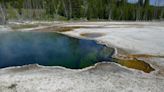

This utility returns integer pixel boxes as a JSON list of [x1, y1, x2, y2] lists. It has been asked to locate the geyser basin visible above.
[[0, 31, 114, 69]]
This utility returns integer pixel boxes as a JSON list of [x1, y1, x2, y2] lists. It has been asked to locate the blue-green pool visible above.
[[0, 32, 114, 69]]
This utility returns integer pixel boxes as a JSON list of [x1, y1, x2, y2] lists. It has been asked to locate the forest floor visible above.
[[0, 21, 164, 92]]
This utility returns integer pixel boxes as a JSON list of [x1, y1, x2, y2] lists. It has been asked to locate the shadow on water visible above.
[[0, 31, 114, 69]]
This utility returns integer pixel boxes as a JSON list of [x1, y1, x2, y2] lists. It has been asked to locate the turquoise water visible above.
[[0, 32, 114, 69]]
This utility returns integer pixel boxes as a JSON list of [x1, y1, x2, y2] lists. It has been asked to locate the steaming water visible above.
[[0, 31, 114, 69], [0, 26, 12, 31]]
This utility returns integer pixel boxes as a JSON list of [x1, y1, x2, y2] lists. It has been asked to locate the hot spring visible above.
[[0, 31, 115, 69]]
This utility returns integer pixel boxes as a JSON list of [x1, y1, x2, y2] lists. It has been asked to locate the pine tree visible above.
[[71, 0, 81, 18], [138, 0, 144, 7]]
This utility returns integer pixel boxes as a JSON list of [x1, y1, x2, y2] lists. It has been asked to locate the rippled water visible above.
[[0, 31, 114, 69]]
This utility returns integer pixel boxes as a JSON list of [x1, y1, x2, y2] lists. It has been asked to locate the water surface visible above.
[[0, 32, 114, 69]]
